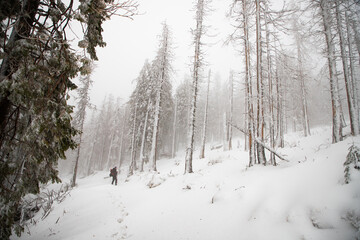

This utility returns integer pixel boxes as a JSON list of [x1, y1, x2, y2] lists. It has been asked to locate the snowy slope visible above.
[[12, 126, 360, 240]]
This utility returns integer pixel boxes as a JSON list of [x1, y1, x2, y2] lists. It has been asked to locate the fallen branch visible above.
[[229, 122, 289, 162], [210, 144, 223, 150]]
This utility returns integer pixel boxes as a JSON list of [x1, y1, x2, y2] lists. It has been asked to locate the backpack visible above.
[[110, 167, 116, 177]]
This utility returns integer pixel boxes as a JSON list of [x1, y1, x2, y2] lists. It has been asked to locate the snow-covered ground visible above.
[[12, 126, 360, 240]]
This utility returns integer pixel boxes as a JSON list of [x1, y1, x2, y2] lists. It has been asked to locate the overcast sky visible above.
[[87, 0, 240, 107]]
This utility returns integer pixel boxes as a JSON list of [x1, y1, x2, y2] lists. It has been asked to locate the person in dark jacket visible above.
[[110, 166, 118, 185]]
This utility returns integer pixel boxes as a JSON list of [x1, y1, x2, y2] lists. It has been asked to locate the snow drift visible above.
[[11, 126, 360, 240]]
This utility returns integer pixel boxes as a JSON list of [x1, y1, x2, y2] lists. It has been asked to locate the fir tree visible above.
[[344, 144, 360, 184], [149, 23, 173, 172], [0, 0, 138, 238]]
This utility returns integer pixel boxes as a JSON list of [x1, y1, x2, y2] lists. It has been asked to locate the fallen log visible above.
[[229, 122, 289, 162], [210, 144, 223, 150]]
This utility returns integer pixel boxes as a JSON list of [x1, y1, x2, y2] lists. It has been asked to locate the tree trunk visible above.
[[150, 77, 162, 172], [345, 7, 360, 128], [200, 69, 211, 159], [105, 129, 116, 170], [185, 0, 205, 174], [294, 20, 311, 137], [320, 0, 343, 143], [230, 123, 289, 162], [264, 4, 276, 165], [72, 132, 83, 187], [149, 24, 170, 172], [255, 0, 266, 164], [228, 71, 233, 151], [140, 99, 151, 172], [335, 0, 359, 135], [275, 55, 284, 148], [129, 99, 138, 175], [244, 88, 249, 151], [86, 140, 96, 176], [223, 112, 228, 151], [118, 108, 127, 169], [242, 0, 255, 166], [348, 6, 360, 65], [171, 98, 178, 159]]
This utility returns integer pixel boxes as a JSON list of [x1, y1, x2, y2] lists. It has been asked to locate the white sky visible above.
[[89, 0, 240, 106]]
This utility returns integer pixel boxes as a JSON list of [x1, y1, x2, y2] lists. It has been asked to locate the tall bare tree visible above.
[[335, 0, 359, 136], [185, 0, 210, 173], [228, 71, 234, 151], [255, 0, 267, 164], [72, 61, 94, 187], [171, 98, 178, 159], [200, 70, 211, 159], [320, 0, 343, 143]]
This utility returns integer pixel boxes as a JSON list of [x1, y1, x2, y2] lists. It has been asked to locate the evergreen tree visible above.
[[174, 77, 192, 149], [149, 23, 173, 172], [344, 144, 360, 184], [0, 0, 138, 238], [71, 60, 94, 187]]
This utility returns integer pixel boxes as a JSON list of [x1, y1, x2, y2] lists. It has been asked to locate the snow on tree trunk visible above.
[[71, 132, 82, 188], [345, 8, 360, 129], [185, 0, 208, 174], [105, 117, 118, 170], [129, 96, 138, 175], [150, 86, 162, 172], [86, 111, 99, 176], [348, 6, 360, 65], [200, 70, 211, 159], [255, 0, 266, 164], [294, 20, 311, 137], [86, 140, 96, 176], [240, 0, 256, 166], [244, 88, 249, 151], [118, 108, 127, 169], [264, 4, 276, 165], [228, 71, 234, 151], [72, 69, 93, 187], [223, 112, 228, 151], [320, 0, 343, 143], [335, 0, 359, 136], [140, 99, 151, 172], [275, 55, 284, 149], [149, 23, 171, 172], [172, 98, 178, 159]]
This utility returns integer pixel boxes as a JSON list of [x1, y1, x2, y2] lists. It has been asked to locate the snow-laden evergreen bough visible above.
[[0, 0, 138, 239], [344, 144, 360, 184]]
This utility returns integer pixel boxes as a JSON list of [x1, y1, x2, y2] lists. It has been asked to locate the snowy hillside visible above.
[[12, 127, 360, 240]]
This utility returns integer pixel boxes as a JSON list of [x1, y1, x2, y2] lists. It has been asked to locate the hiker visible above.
[[110, 166, 118, 185]]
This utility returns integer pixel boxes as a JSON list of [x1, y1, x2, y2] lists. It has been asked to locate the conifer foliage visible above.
[[0, 0, 138, 238], [344, 144, 360, 184], [127, 23, 173, 174]]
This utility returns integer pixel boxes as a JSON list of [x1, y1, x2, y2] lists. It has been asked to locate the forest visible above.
[[0, 0, 360, 239], [62, 0, 359, 178]]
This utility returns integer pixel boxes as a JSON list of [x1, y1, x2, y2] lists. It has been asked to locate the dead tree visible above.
[[200, 70, 211, 159], [185, 0, 209, 173]]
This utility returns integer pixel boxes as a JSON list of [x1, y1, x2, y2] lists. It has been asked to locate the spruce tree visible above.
[[0, 0, 138, 238], [344, 145, 360, 184]]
